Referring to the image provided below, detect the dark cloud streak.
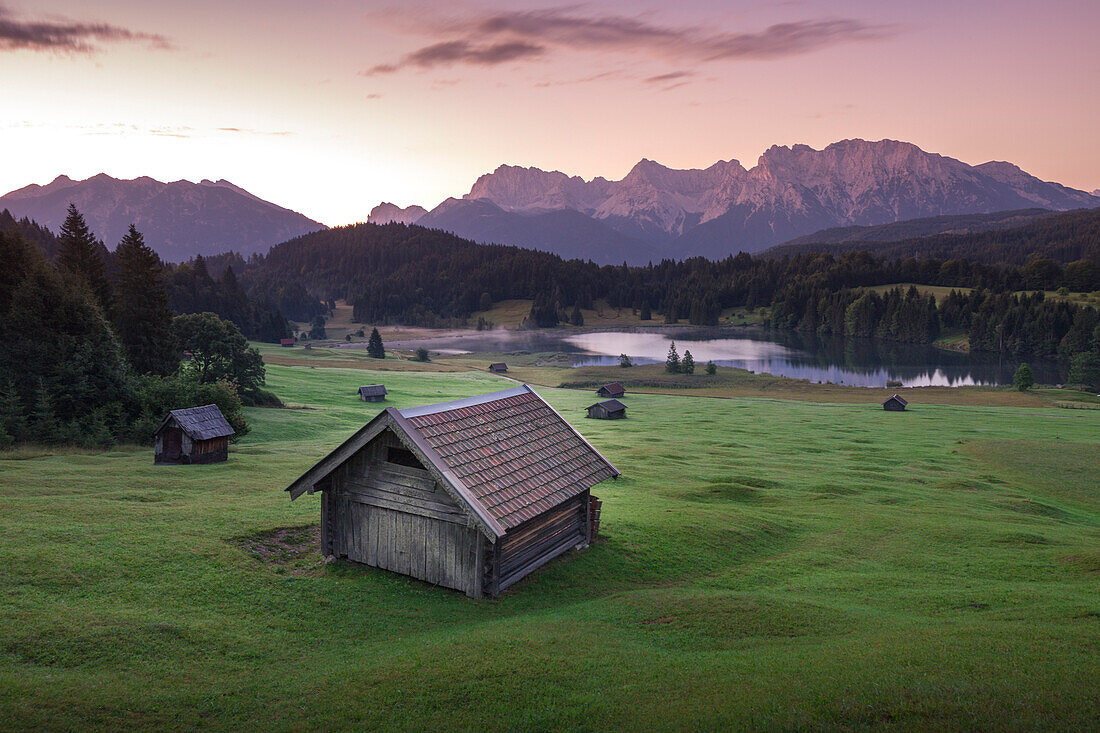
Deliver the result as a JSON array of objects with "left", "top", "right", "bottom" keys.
[
  {"left": 363, "top": 6, "right": 895, "bottom": 75},
  {"left": 366, "top": 40, "right": 543, "bottom": 75},
  {"left": 0, "top": 4, "right": 171, "bottom": 54}
]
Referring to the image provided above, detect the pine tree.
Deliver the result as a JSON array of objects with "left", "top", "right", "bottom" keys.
[
  {"left": 0, "top": 378, "right": 25, "bottom": 445},
  {"left": 704, "top": 361, "right": 717, "bottom": 375},
  {"left": 1013, "top": 363, "right": 1034, "bottom": 391},
  {"left": 665, "top": 341, "right": 680, "bottom": 373},
  {"left": 570, "top": 304, "right": 584, "bottom": 326},
  {"left": 113, "top": 224, "right": 178, "bottom": 375},
  {"left": 367, "top": 328, "right": 385, "bottom": 359},
  {"left": 681, "top": 349, "right": 695, "bottom": 374},
  {"left": 29, "top": 378, "right": 60, "bottom": 444},
  {"left": 640, "top": 303, "right": 651, "bottom": 321},
  {"left": 56, "top": 204, "right": 110, "bottom": 312}
]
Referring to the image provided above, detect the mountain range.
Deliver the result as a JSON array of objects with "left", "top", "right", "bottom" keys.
[
  {"left": 0, "top": 174, "right": 323, "bottom": 262},
  {"left": 370, "top": 139, "right": 1099, "bottom": 264}
]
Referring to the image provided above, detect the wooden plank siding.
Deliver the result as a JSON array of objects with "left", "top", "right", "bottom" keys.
[
  {"left": 494, "top": 491, "right": 588, "bottom": 592},
  {"left": 329, "top": 429, "right": 483, "bottom": 596}
]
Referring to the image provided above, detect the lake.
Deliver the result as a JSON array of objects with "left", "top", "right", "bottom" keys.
[{"left": 379, "top": 327, "right": 1063, "bottom": 388}]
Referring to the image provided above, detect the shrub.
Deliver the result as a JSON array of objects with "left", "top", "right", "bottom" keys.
[
  {"left": 619, "top": 354, "right": 633, "bottom": 368},
  {"left": 414, "top": 347, "right": 431, "bottom": 362},
  {"left": 705, "top": 361, "right": 717, "bottom": 375}
]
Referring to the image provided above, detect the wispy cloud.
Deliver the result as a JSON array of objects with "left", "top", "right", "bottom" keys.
[
  {"left": 0, "top": 4, "right": 172, "bottom": 54},
  {"left": 362, "top": 6, "right": 895, "bottom": 76},
  {"left": 365, "top": 40, "right": 543, "bottom": 75},
  {"left": 644, "top": 71, "right": 693, "bottom": 84}
]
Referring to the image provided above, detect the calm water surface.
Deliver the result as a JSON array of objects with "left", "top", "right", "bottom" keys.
[{"left": 380, "top": 327, "right": 1061, "bottom": 388}]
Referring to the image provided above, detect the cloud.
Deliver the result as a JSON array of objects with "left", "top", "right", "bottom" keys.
[
  {"left": 0, "top": 4, "right": 171, "bottom": 53},
  {"left": 644, "top": 71, "right": 693, "bottom": 84},
  {"left": 365, "top": 39, "right": 543, "bottom": 75},
  {"left": 363, "top": 6, "right": 895, "bottom": 75}
]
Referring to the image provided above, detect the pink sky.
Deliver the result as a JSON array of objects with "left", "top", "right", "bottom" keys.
[{"left": 1, "top": 1, "right": 1098, "bottom": 225}]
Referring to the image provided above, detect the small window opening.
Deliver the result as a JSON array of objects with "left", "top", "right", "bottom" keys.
[{"left": 386, "top": 446, "right": 422, "bottom": 469}]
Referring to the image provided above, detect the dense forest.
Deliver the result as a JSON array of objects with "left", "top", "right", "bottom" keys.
[
  {"left": 766, "top": 207, "right": 1100, "bottom": 265},
  {"left": 1, "top": 208, "right": 294, "bottom": 342},
  {"left": 0, "top": 207, "right": 279, "bottom": 448}
]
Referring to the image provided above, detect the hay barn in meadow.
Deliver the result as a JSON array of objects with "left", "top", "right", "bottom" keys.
[
  {"left": 488, "top": 362, "right": 508, "bottom": 373},
  {"left": 279, "top": 338, "right": 295, "bottom": 347},
  {"left": 586, "top": 399, "right": 627, "bottom": 420},
  {"left": 883, "top": 394, "right": 908, "bottom": 411},
  {"left": 154, "top": 404, "right": 234, "bottom": 465},
  {"left": 286, "top": 385, "right": 619, "bottom": 597},
  {"left": 358, "top": 385, "right": 387, "bottom": 402},
  {"left": 596, "top": 382, "right": 625, "bottom": 399}
]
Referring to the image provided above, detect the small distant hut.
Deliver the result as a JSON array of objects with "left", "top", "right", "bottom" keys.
[
  {"left": 358, "top": 385, "right": 387, "bottom": 402},
  {"left": 154, "top": 404, "right": 235, "bottom": 465},
  {"left": 280, "top": 338, "right": 295, "bottom": 347},
  {"left": 587, "top": 399, "right": 627, "bottom": 420},
  {"left": 304, "top": 343, "right": 313, "bottom": 350},
  {"left": 596, "top": 382, "right": 625, "bottom": 399},
  {"left": 285, "top": 384, "right": 619, "bottom": 597},
  {"left": 488, "top": 362, "right": 508, "bottom": 373},
  {"left": 883, "top": 394, "right": 908, "bottom": 411}
]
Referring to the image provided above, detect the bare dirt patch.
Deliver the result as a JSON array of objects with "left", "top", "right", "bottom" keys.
[{"left": 233, "top": 525, "right": 323, "bottom": 574}]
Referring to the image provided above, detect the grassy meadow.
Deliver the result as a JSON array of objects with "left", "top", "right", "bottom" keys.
[{"left": 1, "top": 360, "right": 1098, "bottom": 730}]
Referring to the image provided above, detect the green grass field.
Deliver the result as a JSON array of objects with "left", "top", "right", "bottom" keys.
[{"left": 1, "top": 362, "right": 1098, "bottom": 730}]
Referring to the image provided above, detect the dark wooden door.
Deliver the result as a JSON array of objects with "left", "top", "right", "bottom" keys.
[{"left": 163, "top": 427, "right": 182, "bottom": 459}]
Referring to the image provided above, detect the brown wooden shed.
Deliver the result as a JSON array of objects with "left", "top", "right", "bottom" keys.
[
  {"left": 285, "top": 384, "right": 619, "bottom": 597},
  {"left": 596, "top": 382, "right": 625, "bottom": 399},
  {"left": 279, "top": 338, "right": 295, "bottom": 347},
  {"left": 883, "top": 394, "right": 908, "bottom": 411},
  {"left": 154, "top": 404, "right": 235, "bottom": 465},
  {"left": 488, "top": 362, "right": 508, "bottom": 373},
  {"left": 586, "top": 399, "right": 627, "bottom": 420},
  {"left": 358, "top": 384, "right": 387, "bottom": 402}
]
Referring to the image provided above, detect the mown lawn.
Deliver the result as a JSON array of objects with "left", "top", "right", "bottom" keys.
[{"left": 1, "top": 364, "right": 1097, "bottom": 730}]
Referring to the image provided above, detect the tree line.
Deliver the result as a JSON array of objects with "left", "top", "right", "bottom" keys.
[{"left": 0, "top": 206, "right": 278, "bottom": 449}]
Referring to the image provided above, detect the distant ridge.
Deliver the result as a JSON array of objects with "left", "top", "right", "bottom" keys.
[
  {"left": 762, "top": 207, "right": 1100, "bottom": 266},
  {"left": 779, "top": 209, "right": 1059, "bottom": 247},
  {"left": 0, "top": 174, "right": 324, "bottom": 262},
  {"left": 374, "top": 139, "right": 1100, "bottom": 264}
]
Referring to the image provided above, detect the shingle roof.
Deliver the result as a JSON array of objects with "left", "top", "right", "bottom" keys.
[
  {"left": 358, "top": 385, "right": 387, "bottom": 397},
  {"left": 397, "top": 385, "right": 619, "bottom": 530},
  {"left": 160, "top": 404, "right": 234, "bottom": 440},
  {"left": 598, "top": 382, "right": 625, "bottom": 396},
  {"left": 590, "top": 399, "right": 626, "bottom": 412},
  {"left": 884, "top": 394, "right": 908, "bottom": 406}
]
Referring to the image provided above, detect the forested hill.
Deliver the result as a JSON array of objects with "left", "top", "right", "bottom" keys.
[
  {"left": 243, "top": 219, "right": 1100, "bottom": 326},
  {"left": 764, "top": 208, "right": 1100, "bottom": 265},
  {"left": 779, "top": 209, "right": 1057, "bottom": 246}
]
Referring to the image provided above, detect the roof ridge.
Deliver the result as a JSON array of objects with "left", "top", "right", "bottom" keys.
[{"left": 398, "top": 384, "right": 533, "bottom": 418}]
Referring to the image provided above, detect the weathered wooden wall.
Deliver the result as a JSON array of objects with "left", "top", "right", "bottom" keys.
[
  {"left": 490, "top": 491, "right": 589, "bottom": 594},
  {"left": 329, "top": 429, "right": 483, "bottom": 596}
]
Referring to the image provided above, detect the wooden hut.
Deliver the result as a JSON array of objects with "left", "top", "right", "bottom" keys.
[
  {"left": 596, "top": 382, "right": 625, "bottom": 399},
  {"left": 285, "top": 384, "right": 619, "bottom": 597},
  {"left": 358, "top": 384, "right": 387, "bottom": 402},
  {"left": 488, "top": 362, "right": 508, "bottom": 373},
  {"left": 883, "top": 394, "right": 908, "bottom": 411},
  {"left": 587, "top": 399, "right": 627, "bottom": 420},
  {"left": 154, "top": 404, "right": 234, "bottom": 465},
  {"left": 279, "top": 338, "right": 295, "bottom": 347}
]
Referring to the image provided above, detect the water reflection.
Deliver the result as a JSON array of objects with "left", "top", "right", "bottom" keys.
[{"left": 381, "top": 327, "right": 1062, "bottom": 388}]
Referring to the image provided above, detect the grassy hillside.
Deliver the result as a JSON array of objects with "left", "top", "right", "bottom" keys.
[{"left": 1, "top": 363, "right": 1098, "bottom": 730}]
